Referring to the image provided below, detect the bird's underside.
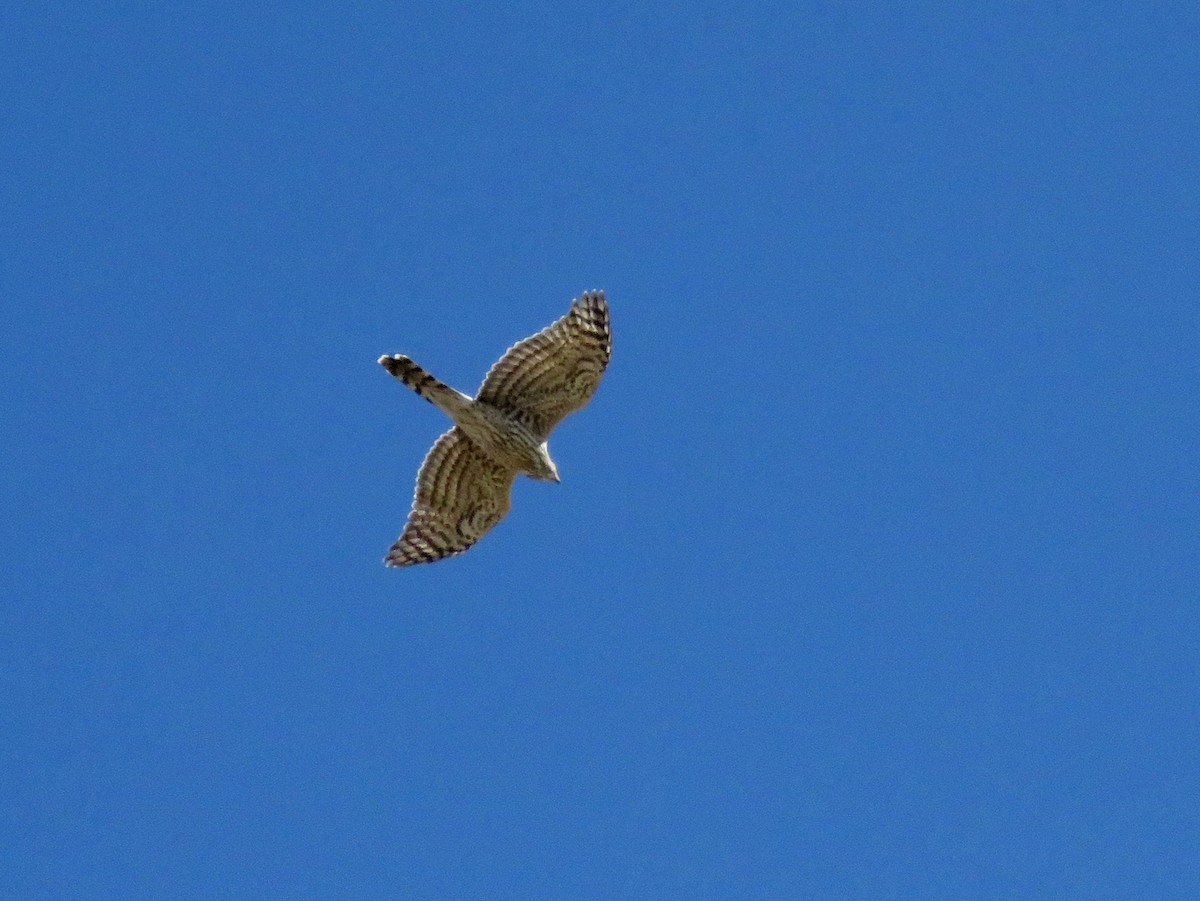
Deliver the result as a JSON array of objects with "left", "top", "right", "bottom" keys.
[{"left": 378, "top": 290, "right": 610, "bottom": 567}]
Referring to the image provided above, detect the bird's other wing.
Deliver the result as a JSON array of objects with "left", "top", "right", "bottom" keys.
[
  {"left": 475, "top": 290, "right": 611, "bottom": 440},
  {"left": 385, "top": 427, "right": 516, "bottom": 567}
]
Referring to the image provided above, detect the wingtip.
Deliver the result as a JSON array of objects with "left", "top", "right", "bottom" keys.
[{"left": 573, "top": 289, "right": 607, "bottom": 316}]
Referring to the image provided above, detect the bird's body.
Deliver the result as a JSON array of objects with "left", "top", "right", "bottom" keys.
[
  {"left": 380, "top": 354, "right": 557, "bottom": 480},
  {"left": 378, "top": 290, "right": 610, "bottom": 567}
]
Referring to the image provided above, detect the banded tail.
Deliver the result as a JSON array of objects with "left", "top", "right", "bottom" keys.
[{"left": 378, "top": 354, "right": 472, "bottom": 416}]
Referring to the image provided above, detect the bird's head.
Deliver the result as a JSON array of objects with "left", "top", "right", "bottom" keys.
[{"left": 531, "top": 444, "right": 560, "bottom": 482}]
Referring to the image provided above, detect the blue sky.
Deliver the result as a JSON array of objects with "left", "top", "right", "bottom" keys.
[{"left": 3, "top": 2, "right": 1198, "bottom": 897}]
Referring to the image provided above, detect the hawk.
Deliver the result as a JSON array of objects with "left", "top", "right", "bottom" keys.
[{"left": 378, "top": 290, "right": 611, "bottom": 566}]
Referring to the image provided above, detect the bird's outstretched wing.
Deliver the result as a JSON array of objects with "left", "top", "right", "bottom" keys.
[
  {"left": 385, "top": 427, "right": 516, "bottom": 567},
  {"left": 476, "top": 291, "right": 611, "bottom": 440}
]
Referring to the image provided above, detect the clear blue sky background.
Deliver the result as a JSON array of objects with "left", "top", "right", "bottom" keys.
[{"left": 3, "top": 3, "right": 1197, "bottom": 898}]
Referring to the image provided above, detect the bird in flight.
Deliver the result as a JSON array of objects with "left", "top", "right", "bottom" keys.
[{"left": 378, "top": 290, "right": 611, "bottom": 566}]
